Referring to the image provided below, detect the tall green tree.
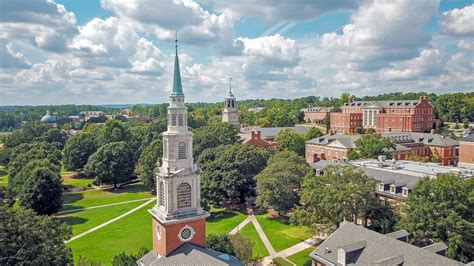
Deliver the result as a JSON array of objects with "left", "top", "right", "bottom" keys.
[
  {"left": 255, "top": 151, "right": 311, "bottom": 215},
  {"left": 63, "top": 132, "right": 98, "bottom": 171},
  {"left": 398, "top": 174, "right": 473, "bottom": 263},
  {"left": 193, "top": 122, "right": 239, "bottom": 157},
  {"left": 207, "top": 234, "right": 235, "bottom": 256},
  {"left": 8, "top": 141, "right": 61, "bottom": 179},
  {"left": 138, "top": 138, "right": 162, "bottom": 190},
  {"left": 292, "top": 164, "right": 375, "bottom": 232},
  {"left": 274, "top": 128, "right": 305, "bottom": 156},
  {"left": 97, "top": 119, "right": 131, "bottom": 146},
  {"left": 111, "top": 248, "right": 149, "bottom": 266},
  {"left": 85, "top": 141, "right": 136, "bottom": 188},
  {"left": 0, "top": 198, "right": 72, "bottom": 264},
  {"left": 3, "top": 121, "right": 51, "bottom": 148},
  {"left": 352, "top": 133, "right": 395, "bottom": 159},
  {"left": 13, "top": 160, "right": 63, "bottom": 215},
  {"left": 198, "top": 144, "right": 272, "bottom": 207},
  {"left": 304, "top": 127, "right": 323, "bottom": 141}
]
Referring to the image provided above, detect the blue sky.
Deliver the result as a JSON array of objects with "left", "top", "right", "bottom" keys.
[{"left": 0, "top": 0, "right": 472, "bottom": 105}]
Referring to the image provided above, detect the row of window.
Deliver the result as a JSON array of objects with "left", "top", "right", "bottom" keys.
[
  {"left": 169, "top": 114, "right": 187, "bottom": 126},
  {"left": 158, "top": 181, "right": 192, "bottom": 209}
]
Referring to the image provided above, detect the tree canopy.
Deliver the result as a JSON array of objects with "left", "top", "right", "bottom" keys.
[
  {"left": 138, "top": 137, "right": 162, "bottom": 190},
  {"left": 398, "top": 174, "right": 473, "bottom": 263},
  {"left": 274, "top": 128, "right": 305, "bottom": 156},
  {"left": 85, "top": 141, "right": 136, "bottom": 188},
  {"left": 292, "top": 164, "right": 375, "bottom": 232},
  {"left": 255, "top": 151, "right": 311, "bottom": 215},
  {"left": 350, "top": 133, "right": 395, "bottom": 159},
  {"left": 193, "top": 122, "right": 239, "bottom": 157},
  {"left": 63, "top": 132, "right": 99, "bottom": 171}
]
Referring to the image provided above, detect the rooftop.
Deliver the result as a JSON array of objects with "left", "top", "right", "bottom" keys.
[{"left": 310, "top": 222, "right": 464, "bottom": 265}]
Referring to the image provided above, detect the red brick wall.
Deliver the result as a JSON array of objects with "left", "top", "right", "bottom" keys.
[
  {"left": 244, "top": 131, "right": 272, "bottom": 148},
  {"left": 153, "top": 217, "right": 206, "bottom": 256},
  {"left": 306, "top": 143, "right": 349, "bottom": 162},
  {"left": 304, "top": 111, "right": 329, "bottom": 123},
  {"left": 330, "top": 113, "right": 362, "bottom": 134},
  {"left": 459, "top": 141, "right": 474, "bottom": 166}
]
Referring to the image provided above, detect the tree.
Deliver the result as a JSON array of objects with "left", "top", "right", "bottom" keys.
[
  {"left": 354, "top": 127, "right": 363, "bottom": 134},
  {"left": 198, "top": 144, "right": 272, "bottom": 207},
  {"left": 463, "top": 118, "right": 469, "bottom": 129},
  {"left": 274, "top": 128, "right": 305, "bottom": 156},
  {"left": 63, "top": 133, "right": 98, "bottom": 171},
  {"left": 229, "top": 234, "right": 254, "bottom": 264},
  {"left": 8, "top": 141, "right": 61, "bottom": 179},
  {"left": 365, "top": 200, "right": 398, "bottom": 234},
  {"left": 12, "top": 159, "right": 63, "bottom": 215},
  {"left": 304, "top": 127, "right": 323, "bottom": 141},
  {"left": 292, "top": 164, "right": 375, "bottom": 232},
  {"left": 138, "top": 138, "right": 162, "bottom": 190},
  {"left": 338, "top": 92, "right": 351, "bottom": 107},
  {"left": 85, "top": 141, "right": 136, "bottom": 188},
  {"left": 40, "top": 128, "right": 68, "bottom": 148},
  {"left": 256, "top": 151, "right": 311, "bottom": 215},
  {"left": 193, "top": 122, "right": 238, "bottom": 157},
  {"left": 0, "top": 204, "right": 72, "bottom": 264},
  {"left": 111, "top": 248, "right": 149, "bottom": 266},
  {"left": 3, "top": 121, "right": 51, "bottom": 148},
  {"left": 352, "top": 133, "right": 395, "bottom": 159},
  {"left": 97, "top": 119, "right": 131, "bottom": 146},
  {"left": 207, "top": 234, "right": 235, "bottom": 256},
  {"left": 398, "top": 174, "right": 473, "bottom": 263}
]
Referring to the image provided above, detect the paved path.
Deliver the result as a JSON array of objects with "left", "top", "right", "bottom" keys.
[
  {"left": 56, "top": 197, "right": 155, "bottom": 215},
  {"left": 250, "top": 215, "right": 276, "bottom": 255},
  {"left": 228, "top": 216, "right": 252, "bottom": 235},
  {"left": 66, "top": 198, "right": 154, "bottom": 243},
  {"left": 262, "top": 237, "right": 320, "bottom": 264}
]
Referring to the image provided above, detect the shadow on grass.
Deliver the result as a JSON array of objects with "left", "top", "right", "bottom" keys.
[
  {"left": 62, "top": 193, "right": 84, "bottom": 208},
  {"left": 206, "top": 211, "right": 240, "bottom": 223},
  {"left": 106, "top": 183, "right": 149, "bottom": 194},
  {"left": 57, "top": 216, "right": 88, "bottom": 227}
]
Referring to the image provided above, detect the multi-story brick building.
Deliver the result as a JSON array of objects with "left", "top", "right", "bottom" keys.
[
  {"left": 301, "top": 106, "right": 332, "bottom": 124},
  {"left": 305, "top": 132, "right": 459, "bottom": 166},
  {"left": 330, "top": 96, "right": 434, "bottom": 134},
  {"left": 458, "top": 139, "right": 474, "bottom": 169}
]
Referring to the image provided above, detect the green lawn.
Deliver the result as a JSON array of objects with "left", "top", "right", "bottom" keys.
[
  {"left": 0, "top": 165, "right": 7, "bottom": 186},
  {"left": 62, "top": 173, "right": 94, "bottom": 188},
  {"left": 56, "top": 201, "right": 148, "bottom": 236},
  {"left": 256, "top": 211, "right": 313, "bottom": 252},
  {"left": 237, "top": 222, "right": 269, "bottom": 260},
  {"left": 287, "top": 246, "right": 315, "bottom": 265},
  {"left": 273, "top": 257, "right": 295, "bottom": 266},
  {"left": 206, "top": 209, "right": 247, "bottom": 236},
  {"left": 62, "top": 183, "right": 153, "bottom": 211},
  {"left": 68, "top": 201, "right": 154, "bottom": 265}
]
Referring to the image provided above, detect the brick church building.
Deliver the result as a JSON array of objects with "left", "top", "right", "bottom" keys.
[{"left": 138, "top": 38, "right": 242, "bottom": 266}]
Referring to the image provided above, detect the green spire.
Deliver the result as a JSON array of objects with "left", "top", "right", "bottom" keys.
[{"left": 172, "top": 32, "right": 184, "bottom": 96}]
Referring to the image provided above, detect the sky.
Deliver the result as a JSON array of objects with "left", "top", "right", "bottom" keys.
[{"left": 0, "top": 0, "right": 473, "bottom": 105}]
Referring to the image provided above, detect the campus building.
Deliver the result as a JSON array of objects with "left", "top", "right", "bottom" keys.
[
  {"left": 239, "top": 126, "right": 309, "bottom": 148},
  {"left": 301, "top": 105, "right": 332, "bottom": 124},
  {"left": 41, "top": 110, "right": 58, "bottom": 127},
  {"left": 458, "top": 139, "right": 474, "bottom": 169},
  {"left": 305, "top": 131, "right": 458, "bottom": 166},
  {"left": 222, "top": 79, "right": 240, "bottom": 127},
  {"left": 138, "top": 39, "right": 242, "bottom": 266},
  {"left": 330, "top": 96, "right": 434, "bottom": 134},
  {"left": 310, "top": 222, "right": 464, "bottom": 265}
]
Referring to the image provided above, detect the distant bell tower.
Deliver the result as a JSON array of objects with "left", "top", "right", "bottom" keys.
[
  {"left": 222, "top": 77, "right": 240, "bottom": 127},
  {"left": 149, "top": 35, "right": 209, "bottom": 257}
]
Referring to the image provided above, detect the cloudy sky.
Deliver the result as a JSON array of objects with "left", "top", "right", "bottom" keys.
[{"left": 0, "top": 0, "right": 472, "bottom": 105}]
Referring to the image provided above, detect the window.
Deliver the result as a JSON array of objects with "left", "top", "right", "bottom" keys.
[
  {"left": 172, "top": 114, "right": 177, "bottom": 126},
  {"left": 402, "top": 188, "right": 408, "bottom": 197},
  {"left": 178, "top": 114, "right": 183, "bottom": 126},
  {"left": 178, "top": 142, "right": 187, "bottom": 159},
  {"left": 177, "top": 182, "right": 191, "bottom": 208},
  {"left": 390, "top": 186, "right": 395, "bottom": 194},
  {"left": 378, "top": 183, "right": 385, "bottom": 191},
  {"left": 159, "top": 182, "right": 165, "bottom": 206}
]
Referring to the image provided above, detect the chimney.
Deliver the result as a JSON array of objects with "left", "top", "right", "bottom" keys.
[{"left": 251, "top": 130, "right": 261, "bottom": 140}]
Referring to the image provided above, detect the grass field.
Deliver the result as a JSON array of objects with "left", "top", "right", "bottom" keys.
[
  {"left": 68, "top": 201, "right": 154, "bottom": 265},
  {"left": 62, "top": 183, "right": 153, "bottom": 211},
  {"left": 237, "top": 222, "right": 269, "bottom": 260},
  {"left": 287, "top": 246, "right": 315, "bottom": 265},
  {"left": 206, "top": 209, "right": 247, "bottom": 236},
  {"left": 56, "top": 201, "right": 148, "bottom": 236},
  {"left": 273, "top": 257, "right": 294, "bottom": 266},
  {"left": 0, "top": 165, "right": 7, "bottom": 186},
  {"left": 256, "top": 211, "right": 313, "bottom": 252}
]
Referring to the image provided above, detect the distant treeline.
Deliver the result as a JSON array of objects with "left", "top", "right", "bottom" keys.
[{"left": 0, "top": 92, "right": 472, "bottom": 131}]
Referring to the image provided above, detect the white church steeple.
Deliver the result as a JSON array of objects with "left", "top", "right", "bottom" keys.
[{"left": 222, "top": 77, "right": 239, "bottom": 127}]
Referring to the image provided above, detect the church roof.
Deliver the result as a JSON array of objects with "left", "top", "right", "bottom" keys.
[
  {"left": 138, "top": 243, "right": 243, "bottom": 266},
  {"left": 41, "top": 110, "right": 57, "bottom": 123},
  {"left": 172, "top": 37, "right": 184, "bottom": 96}
]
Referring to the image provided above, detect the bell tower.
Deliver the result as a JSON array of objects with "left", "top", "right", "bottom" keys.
[
  {"left": 222, "top": 77, "right": 240, "bottom": 127},
  {"left": 149, "top": 35, "right": 209, "bottom": 257}
]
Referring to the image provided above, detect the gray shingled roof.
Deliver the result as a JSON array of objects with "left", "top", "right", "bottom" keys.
[
  {"left": 344, "top": 100, "right": 420, "bottom": 109},
  {"left": 306, "top": 134, "right": 361, "bottom": 148},
  {"left": 310, "top": 222, "right": 464, "bottom": 265},
  {"left": 138, "top": 243, "right": 243, "bottom": 266},
  {"left": 382, "top": 132, "right": 458, "bottom": 147}
]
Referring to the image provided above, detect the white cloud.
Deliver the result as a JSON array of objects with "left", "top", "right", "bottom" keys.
[
  {"left": 379, "top": 49, "right": 444, "bottom": 80},
  {"left": 440, "top": 4, "right": 474, "bottom": 36},
  {"left": 0, "top": 40, "right": 31, "bottom": 69},
  {"left": 0, "top": 0, "right": 77, "bottom": 52}
]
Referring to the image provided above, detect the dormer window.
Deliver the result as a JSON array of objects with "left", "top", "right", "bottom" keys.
[
  {"left": 378, "top": 183, "right": 385, "bottom": 191},
  {"left": 402, "top": 188, "right": 408, "bottom": 197},
  {"left": 390, "top": 185, "right": 396, "bottom": 194}
]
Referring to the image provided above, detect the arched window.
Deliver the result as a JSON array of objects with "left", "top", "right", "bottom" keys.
[
  {"left": 177, "top": 182, "right": 191, "bottom": 208},
  {"left": 159, "top": 181, "right": 165, "bottom": 206},
  {"left": 178, "top": 142, "right": 187, "bottom": 159},
  {"left": 172, "top": 114, "right": 177, "bottom": 126},
  {"left": 178, "top": 114, "right": 183, "bottom": 126}
]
